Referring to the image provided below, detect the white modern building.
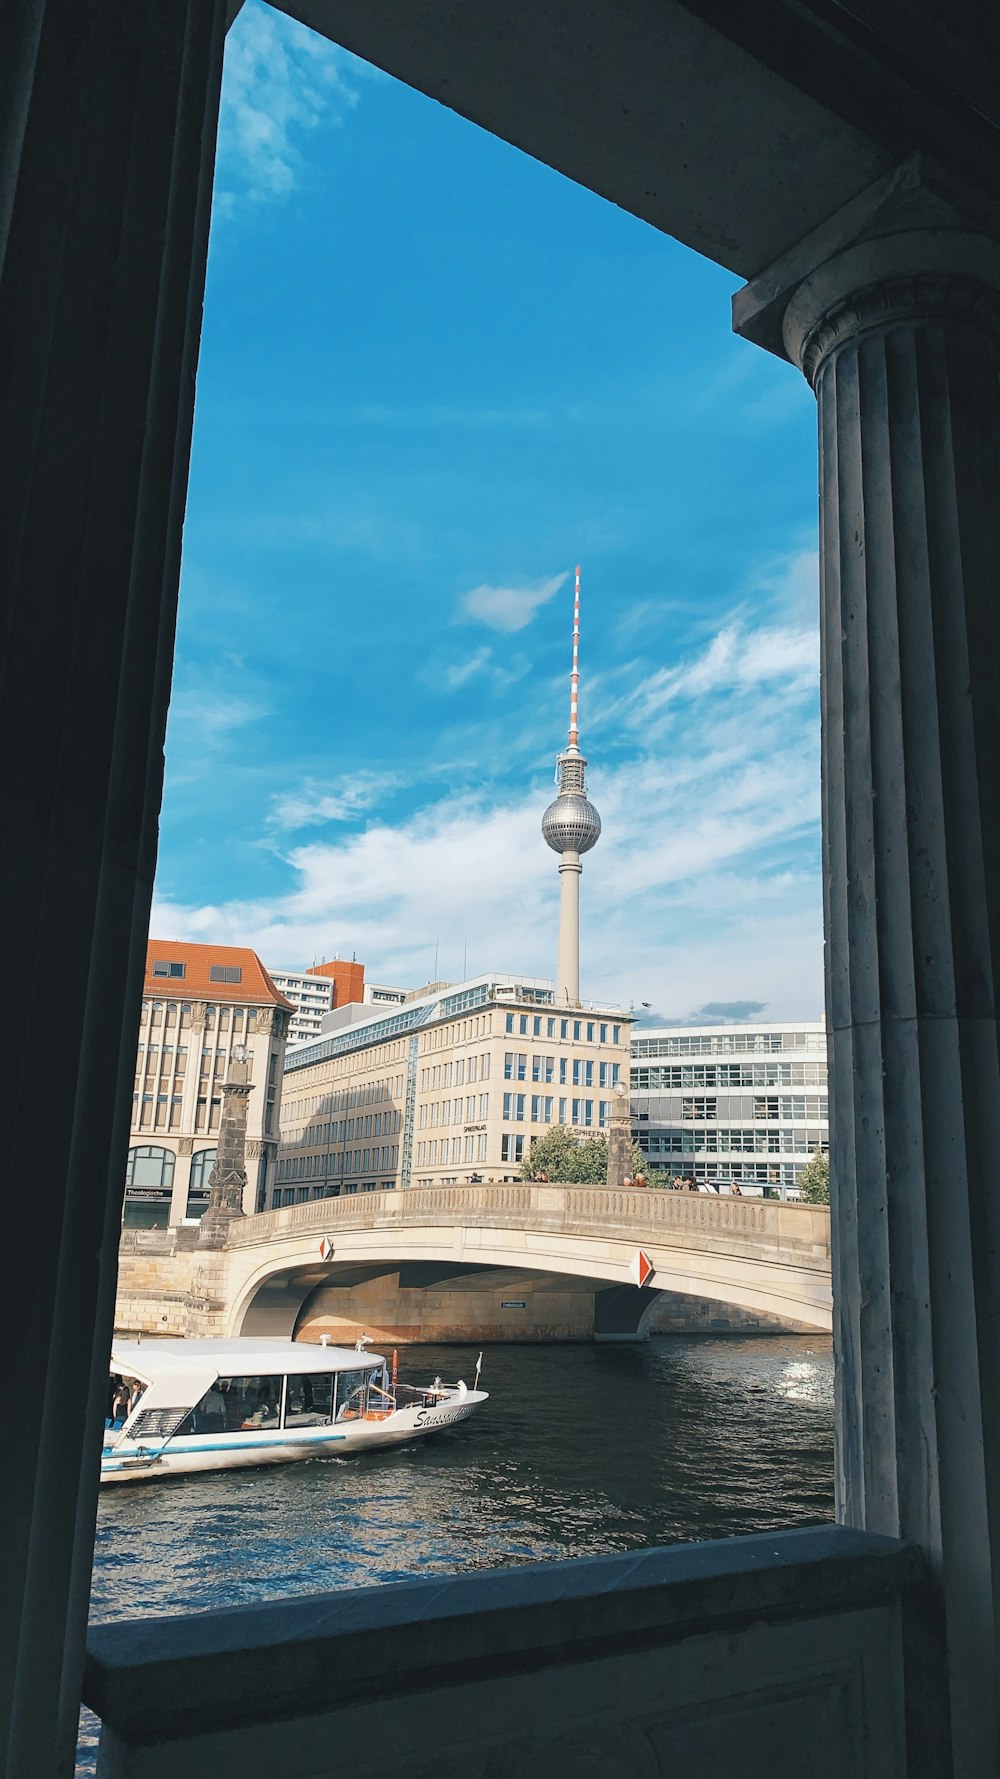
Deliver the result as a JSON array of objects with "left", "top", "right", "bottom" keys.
[
  {"left": 266, "top": 967, "right": 335, "bottom": 1045},
  {"left": 631, "top": 1021, "right": 828, "bottom": 1197},
  {"left": 274, "top": 972, "right": 630, "bottom": 1204}
]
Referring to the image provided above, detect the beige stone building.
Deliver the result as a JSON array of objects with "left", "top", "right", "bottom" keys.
[
  {"left": 274, "top": 973, "right": 630, "bottom": 1204},
  {"left": 126, "top": 941, "right": 294, "bottom": 1228}
]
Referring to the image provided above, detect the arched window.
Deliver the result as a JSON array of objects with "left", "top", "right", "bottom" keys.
[
  {"left": 186, "top": 1148, "right": 216, "bottom": 1220},
  {"left": 123, "top": 1145, "right": 175, "bottom": 1229},
  {"left": 125, "top": 1145, "right": 175, "bottom": 1188}
]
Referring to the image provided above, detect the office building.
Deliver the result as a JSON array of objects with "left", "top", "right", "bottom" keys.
[
  {"left": 273, "top": 973, "right": 630, "bottom": 1204},
  {"left": 266, "top": 967, "right": 335, "bottom": 1046},
  {"left": 126, "top": 942, "right": 294, "bottom": 1227},
  {"left": 631, "top": 1021, "right": 827, "bottom": 1197}
]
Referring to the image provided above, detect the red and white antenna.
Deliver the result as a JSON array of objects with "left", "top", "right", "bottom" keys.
[{"left": 568, "top": 564, "right": 581, "bottom": 750}]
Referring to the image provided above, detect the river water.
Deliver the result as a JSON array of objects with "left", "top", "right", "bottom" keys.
[{"left": 81, "top": 1336, "right": 834, "bottom": 1766}]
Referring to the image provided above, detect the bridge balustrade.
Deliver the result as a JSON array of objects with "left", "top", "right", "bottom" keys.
[{"left": 224, "top": 1183, "right": 830, "bottom": 1269}]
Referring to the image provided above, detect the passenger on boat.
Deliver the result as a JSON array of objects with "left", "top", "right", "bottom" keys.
[{"left": 108, "top": 1380, "right": 130, "bottom": 1429}]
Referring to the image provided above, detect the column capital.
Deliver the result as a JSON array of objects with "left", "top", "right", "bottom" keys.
[{"left": 733, "top": 155, "right": 1000, "bottom": 377}]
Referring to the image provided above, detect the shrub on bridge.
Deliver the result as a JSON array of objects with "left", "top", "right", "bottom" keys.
[{"left": 521, "top": 1126, "right": 645, "bottom": 1185}]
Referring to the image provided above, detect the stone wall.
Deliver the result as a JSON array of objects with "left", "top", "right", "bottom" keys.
[
  {"left": 293, "top": 1273, "right": 596, "bottom": 1345},
  {"left": 115, "top": 1233, "right": 228, "bottom": 1338}
]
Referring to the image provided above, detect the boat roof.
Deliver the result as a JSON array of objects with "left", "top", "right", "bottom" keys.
[{"left": 111, "top": 1338, "right": 384, "bottom": 1383}]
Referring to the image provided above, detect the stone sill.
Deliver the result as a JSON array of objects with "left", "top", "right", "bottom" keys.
[{"left": 84, "top": 1524, "right": 921, "bottom": 1744}]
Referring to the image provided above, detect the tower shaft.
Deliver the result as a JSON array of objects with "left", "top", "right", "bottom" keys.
[{"left": 557, "top": 852, "right": 582, "bottom": 1005}]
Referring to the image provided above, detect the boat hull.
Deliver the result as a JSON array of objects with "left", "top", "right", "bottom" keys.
[{"left": 100, "top": 1391, "right": 487, "bottom": 1484}]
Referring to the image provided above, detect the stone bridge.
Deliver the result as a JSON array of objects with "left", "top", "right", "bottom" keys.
[{"left": 116, "top": 1184, "right": 832, "bottom": 1342}]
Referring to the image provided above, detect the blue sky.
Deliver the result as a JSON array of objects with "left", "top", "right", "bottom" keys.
[{"left": 151, "top": 0, "right": 824, "bottom": 1023}]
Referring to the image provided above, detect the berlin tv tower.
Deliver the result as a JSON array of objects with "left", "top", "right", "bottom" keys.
[{"left": 541, "top": 566, "right": 602, "bottom": 1005}]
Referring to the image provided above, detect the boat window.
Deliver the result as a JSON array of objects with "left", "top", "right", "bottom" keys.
[
  {"left": 333, "top": 1369, "right": 369, "bottom": 1421},
  {"left": 283, "top": 1373, "right": 334, "bottom": 1427},
  {"left": 175, "top": 1375, "right": 282, "bottom": 1436}
]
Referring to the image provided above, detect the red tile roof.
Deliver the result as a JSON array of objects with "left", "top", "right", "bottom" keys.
[{"left": 144, "top": 941, "right": 295, "bottom": 1010}]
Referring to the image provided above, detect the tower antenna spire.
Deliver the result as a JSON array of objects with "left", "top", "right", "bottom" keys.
[{"left": 568, "top": 564, "right": 581, "bottom": 751}]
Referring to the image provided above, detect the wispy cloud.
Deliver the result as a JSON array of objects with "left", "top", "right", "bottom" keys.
[
  {"left": 268, "top": 771, "right": 398, "bottom": 831},
  {"left": 460, "top": 572, "right": 568, "bottom": 634},
  {"left": 215, "top": 0, "right": 359, "bottom": 215},
  {"left": 444, "top": 647, "right": 493, "bottom": 689}
]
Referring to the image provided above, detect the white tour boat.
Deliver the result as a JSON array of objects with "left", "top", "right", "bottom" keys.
[{"left": 101, "top": 1337, "right": 488, "bottom": 1484}]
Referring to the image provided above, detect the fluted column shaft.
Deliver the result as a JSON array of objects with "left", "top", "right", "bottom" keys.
[
  {"left": 807, "top": 275, "right": 1000, "bottom": 1776},
  {"left": 0, "top": 2, "right": 226, "bottom": 1772}
]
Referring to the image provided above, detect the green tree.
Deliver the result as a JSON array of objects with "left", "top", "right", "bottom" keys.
[
  {"left": 798, "top": 1149, "right": 830, "bottom": 1203},
  {"left": 521, "top": 1126, "right": 645, "bottom": 1184}
]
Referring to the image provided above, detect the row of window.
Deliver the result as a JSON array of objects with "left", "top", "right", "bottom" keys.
[
  {"left": 631, "top": 1031, "right": 825, "bottom": 1058},
  {"left": 282, "top": 1110, "right": 403, "bottom": 1156},
  {"left": 503, "top": 1053, "right": 622, "bottom": 1087},
  {"left": 283, "top": 1076, "right": 403, "bottom": 1126},
  {"left": 502, "top": 1094, "right": 612, "bottom": 1127},
  {"left": 419, "top": 1054, "right": 490, "bottom": 1091},
  {"left": 142, "top": 1002, "right": 260, "bottom": 1031},
  {"left": 418, "top": 1095, "right": 489, "bottom": 1129},
  {"left": 637, "top": 1128, "right": 828, "bottom": 1155},
  {"left": 151, "top": 960, "right": 243, "bottom": 983},
  {"left": 674, "top": 1095, "right": 828, "bottom": 1121},
  {"left": 631, "top": 1062, "right": 828, "bottom": 1089},
  {"left": 505, "top": 1014, "right": 622, "bottom": 1043},
  {"left": 271, "top": 1182, "right": 394, "bottom": 1205},
  {"left": 277, "top": 1146, "right": 400, "bottom": 1181},
  {"left": 416, "top": 1133, "right": 489, "bottom": 1167}
]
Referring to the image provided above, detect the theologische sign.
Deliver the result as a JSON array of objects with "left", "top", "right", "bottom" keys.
[{"left": 500, "top": 1300, "right": 527, "bottom": 1309}]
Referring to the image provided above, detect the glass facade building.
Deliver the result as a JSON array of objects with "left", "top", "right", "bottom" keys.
[{"left": 631, "top": 1022, "right": 827, "bottom": 1197}]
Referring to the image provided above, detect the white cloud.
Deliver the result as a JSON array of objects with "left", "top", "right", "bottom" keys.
[
  {"left": 155, "top": 552, "right": 824, "bottom": 1016},
  {"left": 215, "top": 1, "right": 358, "bottom": 214},
  {"left": 460, "top": 572, "right": 568, "bottom": 634},
  {"left": 153, "top": 705, "right": 822, "bottom": 1015},
  {"left": 268, "top": 771, "right": 398, "bottom": 831}
]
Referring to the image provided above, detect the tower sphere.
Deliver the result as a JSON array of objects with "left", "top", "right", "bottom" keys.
[{"left": 542, "top": 790, "right": 601, "bottom": 854}]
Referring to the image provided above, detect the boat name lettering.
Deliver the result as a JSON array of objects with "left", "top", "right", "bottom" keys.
[{"left": 414, "top": 1406, "right": 469, "bottom": 1429}]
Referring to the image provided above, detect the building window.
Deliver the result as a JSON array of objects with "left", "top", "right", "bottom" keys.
[
  {"left": 502, "top": 1093, "right": 526, "bottom": 1121},
  {"left": 209, "top": 964, "right": 242, "bottom": 983},
  {"left": 185, "top": 1148, "right": 217, "bottom": 1219},
  {"left": 682, "top": 1097, "right": 718, "bottom": 1120},
  {"left": 501, "top": 1134, "right": 525, "bottom": 1163},
  {"left": 126, "top": 1145, "right": 175, "bottom": 1189},
  {"left": 151, "top": 959, "right": 185, "bottom": 978}
]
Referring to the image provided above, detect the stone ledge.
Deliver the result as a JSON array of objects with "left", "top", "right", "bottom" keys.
[{"left": 84, "top": 1525, "right": 922, "bottom": 1743}]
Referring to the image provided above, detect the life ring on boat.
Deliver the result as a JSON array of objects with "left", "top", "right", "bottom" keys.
[{"left": 363, "top": 1411, "right": 391, "bottom": 1421}]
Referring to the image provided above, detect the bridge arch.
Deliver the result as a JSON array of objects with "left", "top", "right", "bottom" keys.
[{"left": 221, "top": 1185, "right": 832, "bottom": 1341}]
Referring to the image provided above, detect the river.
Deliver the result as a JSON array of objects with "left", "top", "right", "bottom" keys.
[{"left": 81, "top": 1335, "right": 834, "bottom": 1767}]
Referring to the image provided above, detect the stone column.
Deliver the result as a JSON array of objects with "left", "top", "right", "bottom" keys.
[
  {"left": 0, "top": 2, "right": 227, "bottom": 1773},
  {"left": 606, "top": 1083, "right": 633, "bottom": 1189},
  {"left": 198, "top": 1053, "right": 253, "bottom": 1246},
  {"left": 738, "top": 201, "right": 1000, "bottom": 1776}
]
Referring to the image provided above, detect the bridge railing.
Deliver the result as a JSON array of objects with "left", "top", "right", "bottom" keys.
[{"left": 224, "top": 1182, "right": 830, "bottom": 1264}]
